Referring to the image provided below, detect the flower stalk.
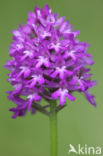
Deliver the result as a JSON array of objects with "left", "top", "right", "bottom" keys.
[
  {"left": 50, "top": 100, "right": 58, "bottom": 156},
  {"left": 32, "top": 102, "right": 50, "bottom": 115}
]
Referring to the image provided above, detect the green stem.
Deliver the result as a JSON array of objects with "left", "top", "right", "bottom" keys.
[{"left": 50, "top": 100, "right": 58, "bottom": 156}]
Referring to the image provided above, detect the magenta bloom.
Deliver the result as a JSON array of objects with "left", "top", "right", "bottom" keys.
[{"left": 5, "top": 4, "right": 96, "bottom": 118}]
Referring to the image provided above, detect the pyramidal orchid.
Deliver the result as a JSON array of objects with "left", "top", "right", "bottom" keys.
[{"left": 5, "top": 4, "right": 96, "bottom": 156}]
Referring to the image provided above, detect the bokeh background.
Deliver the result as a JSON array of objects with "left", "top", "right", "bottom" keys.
[{"left": 0, "top": 0, "right": 103, "bottom": 156}]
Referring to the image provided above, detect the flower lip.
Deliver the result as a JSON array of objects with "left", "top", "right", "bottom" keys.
[{"left": 52, "top": 88, "right": 75, "bottom": 106}]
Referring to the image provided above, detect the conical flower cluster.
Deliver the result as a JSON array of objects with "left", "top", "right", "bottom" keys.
[{"left": 5, "top": 4, "right": 96, "bottom": 118}]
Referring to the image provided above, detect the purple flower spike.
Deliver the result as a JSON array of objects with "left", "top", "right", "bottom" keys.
[{"left": 5, "top": 4, "right": 96, "bottom": 118}]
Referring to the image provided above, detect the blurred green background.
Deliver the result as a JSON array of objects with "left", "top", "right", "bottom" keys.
[{"left": 0, "top": 0, "right": 103, "bottom": 156}]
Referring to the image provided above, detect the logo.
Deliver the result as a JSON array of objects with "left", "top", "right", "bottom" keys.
[{"left": 68, "top": 144, "right": 102, "bottom": 155}]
